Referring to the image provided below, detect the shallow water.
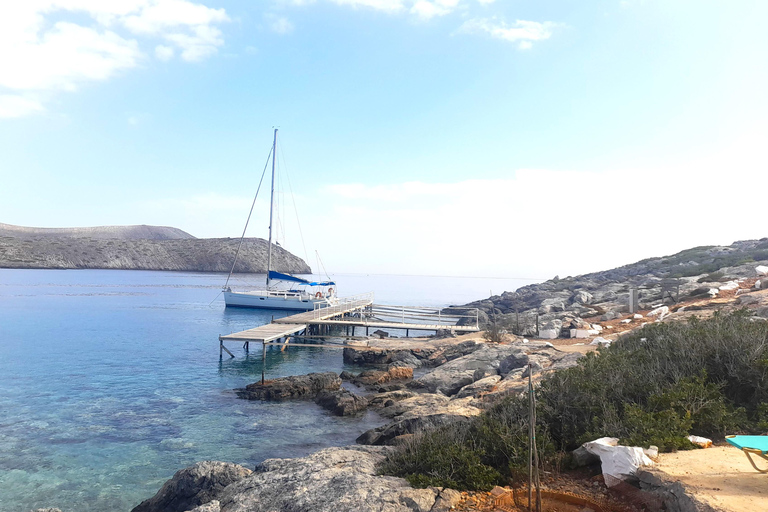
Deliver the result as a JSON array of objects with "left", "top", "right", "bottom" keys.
[{"left": 0, "top": 269, "right": 528, "bottom": 512}]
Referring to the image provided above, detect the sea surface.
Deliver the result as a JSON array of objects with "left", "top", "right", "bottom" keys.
[{"left": 0, "top": 269, "right": 531, "bottom": 512}]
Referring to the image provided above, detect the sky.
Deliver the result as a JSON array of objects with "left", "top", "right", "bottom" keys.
[{"left": 1, "top": 0, "right": 767, "bottom": 280}]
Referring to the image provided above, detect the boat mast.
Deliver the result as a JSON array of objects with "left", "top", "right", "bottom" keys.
[{"left": 266, "top": 128, "right": 277, "bottom": 288}]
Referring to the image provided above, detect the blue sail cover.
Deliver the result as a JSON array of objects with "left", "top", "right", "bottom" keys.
[{"left": 269, "top": 271, "right": 335, "bottom": 287}]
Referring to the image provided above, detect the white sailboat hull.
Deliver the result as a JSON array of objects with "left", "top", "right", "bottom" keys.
[{"left": 223, "top": 290, "right": 333, "bottom": 311}]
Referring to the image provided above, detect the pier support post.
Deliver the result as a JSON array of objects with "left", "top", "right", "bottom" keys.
[
  {"left": 262, "top": 341, "right": 266, "bottom": 385},
  {"left": 219, "top": 338, "right": 234, "bottom": 359}
]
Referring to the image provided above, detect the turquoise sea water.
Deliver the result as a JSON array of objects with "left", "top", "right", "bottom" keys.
[{"left": 0, "top": 269, "right": 529, "bottom": 512}]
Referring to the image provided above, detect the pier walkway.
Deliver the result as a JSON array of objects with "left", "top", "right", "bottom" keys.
[{"left": 218, "top": 293, "right": 479, "bottom": 358}]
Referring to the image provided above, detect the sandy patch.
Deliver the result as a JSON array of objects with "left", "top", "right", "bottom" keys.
[{"left": 655, "top": 445, "right": 768, "bottom": 512}]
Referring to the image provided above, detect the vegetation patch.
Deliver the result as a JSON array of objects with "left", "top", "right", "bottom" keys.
[{"left": 381, "top": 311, "right": 768, "bottom": 490}]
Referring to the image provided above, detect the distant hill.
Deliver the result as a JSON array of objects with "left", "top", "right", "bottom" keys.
[
  {"left": 457, "top": 237, "right": 768, "bottom": 329},
  {"left": 0, "top": 223, "right": 194, "bottom": 240},
  {"left": 0, "top": 223, "right": 310, "bottom": 273}
]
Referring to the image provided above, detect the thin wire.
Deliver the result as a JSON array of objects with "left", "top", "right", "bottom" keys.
[
  {"left": 223, "top": 145, "right": 273, "bottom": 289},
  {"left": 208, "top": 290, "right": 223, "bottom": 307},
  {"left": 277, "top": 137, "right": 311, "bottom": 268},
  {"left": 315, "top": 250, "right": 331, "bottom": 281}
]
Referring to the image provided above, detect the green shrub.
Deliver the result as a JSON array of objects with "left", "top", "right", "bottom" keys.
[
  {"left": 381, "top": 311, "right": 768, "bottom": 490},
  {"left": 379, "top": 421, "right": 503, "bottom": 490}
]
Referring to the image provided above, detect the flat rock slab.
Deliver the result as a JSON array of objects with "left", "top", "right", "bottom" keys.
[
  {"left": 236, "top": 372, "right": 341, "bottom": 401},
  {"left": 217, "top": 446, "right": 459, "bottom": 512},
  {"left": 413, "top": 344, "right": 533, "bottom": 396},
  {"left": 357, "top": 394, "right": 481, "bottom": 445},
  {"left": 343, "top": 338, "right": 482, "bottom": 367}
]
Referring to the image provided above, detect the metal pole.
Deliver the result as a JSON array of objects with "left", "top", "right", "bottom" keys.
[
  {"left": 266, "top": 128, "right": 277, "bottom": 288},
  {"left": 528, "top": 363, "right": 533, "bottom": 511}
]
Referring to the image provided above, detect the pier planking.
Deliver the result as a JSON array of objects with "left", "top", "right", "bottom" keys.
[{"left": 218, "top": 298, "right": 479, "bottom": 358}]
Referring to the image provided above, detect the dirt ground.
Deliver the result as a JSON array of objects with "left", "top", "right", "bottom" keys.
[{"left": 653, "top": 445, "right": 768, "bottom": 512}]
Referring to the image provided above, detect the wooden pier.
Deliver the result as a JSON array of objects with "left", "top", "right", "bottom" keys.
[{"left": 218, "top": 293, "right": 479, "bottom": 358}]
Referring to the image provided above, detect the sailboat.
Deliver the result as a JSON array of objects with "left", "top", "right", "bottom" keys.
[{"left": 223, "top": 129, "right": 338, "bottom": 311}]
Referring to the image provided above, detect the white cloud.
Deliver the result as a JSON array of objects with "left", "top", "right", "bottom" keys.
[
  {"left": 0, "top": 1, "right": 229, "bottom": 118},
  {"left": 0, "top": 94, "right": 45, "bottom": 119},
  {"left": 410, "top": 0, "right": 460, "bottom": 20},
  {"left": 324, "top": 0, "right": 464, "bottom": 17},
  {"left": 457, "top": 18, "right": 556, "bottom": 49},
  {"left": 300, "top": 152, "right": 766, "bottom": 277},
  {"left": 0, "top": 21, "right": 141, "bottom": 91},
  {"left": 267, "top": 15, "right": 294, "bottom": 35},
  {"left": 155, "top": 44, "right": 175, "bottom": 61},
  {"left": 329, "top": 0, "right": 405, "bottom": 12}
]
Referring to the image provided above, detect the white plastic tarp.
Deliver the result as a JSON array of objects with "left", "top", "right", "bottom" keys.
[{"left": 582, "top": 437, "right": 654, "bottom": 487}]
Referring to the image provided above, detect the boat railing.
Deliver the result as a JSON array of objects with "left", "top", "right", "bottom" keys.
[{"left": 312, "top": 292, "right": 375, "bottom": 320}]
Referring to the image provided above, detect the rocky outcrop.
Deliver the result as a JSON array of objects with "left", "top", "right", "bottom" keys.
[
  {"left": 218, "top": 446, "right": 460, "bottom": 512},
  {"left": 343, "top": 339, "right": 481, "bottom": 368},
  {"left": 455, "top": 238, "right": 768, "bottom": 332},
  {"left": 342, "top": 366, "right": 414, "bottom": 390},
  {"left": 410, "top": 342, "right": 554, "bottom": 396},
  {"left": 235, "top": 372, "right": 341, "bottom": 401},
  {"left": 0, "top": 235, "right": 310, "bottom": 273},
  {"left": 635, "top": 470, "right": 720, "bottom": 512},
  {"left": 131, "top": 447, "right": 461, "bottom": 512},
  {"left": 131, "top": 461, "right": 252, "bottom": 512},
  {"left": 455, "top": 375, "right": 502, "bottom": 398},
  {"left": 357, "top": 394, "right": 482, "bottom": 445},
  {"left": 315, "top": 389, "right": 369, "bottom": 416}
]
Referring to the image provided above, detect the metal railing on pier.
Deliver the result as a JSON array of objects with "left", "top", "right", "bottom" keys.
[
  {"left": 312, "top": 292, "right": 375, "bottom": 320},
  {"left": 370, "top": 304, "right": 479, "bottom": 329}
]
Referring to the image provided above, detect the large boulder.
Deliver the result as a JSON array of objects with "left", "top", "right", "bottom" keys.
[
  {"left": 216, "top": 446, "right": 458, "bottom": 512},
  {"left": 412, "top": 344, "right": 526, "bottom": 396},
  {"left": 315, "top": 389, "right": 369, "bottom": 416},
  {"left": 571, "top": 290, "right": 593, "bottom": 305},
  {"left": 131, "top": 462, "right": 252, "bottom": 512},
  {"left": 357, "top": 394, "right": 481, "bottom": 446},
  {"left": 236, "top": 372, "right": 341, "bottom": 401},
  {"left": 342, "top": 339, "right": 480, "bottom": 368},
  {"left": 346, "top": 366, "right": 413, "bottom": 388},
  {"left": 497, "top": 351, "right": 530, "bottom": 376},
  {"left": 455, "top": 375, "right": 502, "bottom": 398},
  {"left": 367, "top": 390, "right": 416, "bottom": 409}
]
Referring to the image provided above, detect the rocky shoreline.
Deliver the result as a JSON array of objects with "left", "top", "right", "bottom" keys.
[
  {"left": 30, "top": 237, "right": 768, "bottom": 512},
  {"left": 454, "top": 238, "right": 768, "bottom": 336},
  {"left": 119, "top": 334, "right": 586, "bottom": 512}
]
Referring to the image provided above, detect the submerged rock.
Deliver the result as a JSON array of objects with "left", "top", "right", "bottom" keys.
[
  {"left": 235, "top": 372, "right": 341, "bottom": 401},
  {"left": 131, "top": 461, "right": 251, "bottom": 512}
]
